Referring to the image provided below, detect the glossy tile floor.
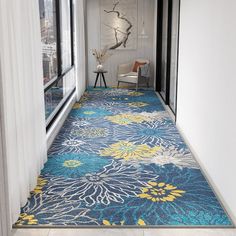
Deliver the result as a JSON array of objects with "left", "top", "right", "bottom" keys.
[{"left": 11, "top": 228, "right": 236, "bottom": 236}]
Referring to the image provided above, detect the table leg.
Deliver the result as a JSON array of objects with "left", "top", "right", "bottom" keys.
[
  {"left": 102, "top": 73, "right": 107, "bottom": 88},
  {"left": 94, "top": 73, "right": 99, "bottom": 88}
]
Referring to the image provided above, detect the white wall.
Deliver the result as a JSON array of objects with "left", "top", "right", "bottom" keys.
[
  {"left": 177, "top": 0, "right": 236, "bottom": 221},
  {"left": 86, "top": 0, "right": 155, "bottom": 87},
  {"left": 75, "top": 0, "right": 87, "bottom": 99}
]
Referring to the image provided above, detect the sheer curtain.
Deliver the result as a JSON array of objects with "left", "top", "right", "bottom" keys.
[
  {"left": 0, "top": 0, "right": 47, "bottom": 225},
  {"left": 74, "top": 0, "right": 87, "bottom": 100}
]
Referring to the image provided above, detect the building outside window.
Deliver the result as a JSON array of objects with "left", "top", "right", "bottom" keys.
[
  {"left": 38, "top": 0, "right": 75, "bottom": 125},
  {"left": 39, "top": 0, "right": 58, "bottom": 85}
]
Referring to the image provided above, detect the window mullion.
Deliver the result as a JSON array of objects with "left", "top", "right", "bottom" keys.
[
  {"left": 70, "top": 0, "right": 74, "bottom": 66},
  {"left": 56, "top": 0, "right": 62, "bottom": 76}
]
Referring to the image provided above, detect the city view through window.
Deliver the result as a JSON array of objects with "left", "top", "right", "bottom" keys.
[
  {"left": 39, "top": 0, "right": 75, "bottom": 124},
  {"left": 39, "top": 0, "right": 58, "bottom": 85}
]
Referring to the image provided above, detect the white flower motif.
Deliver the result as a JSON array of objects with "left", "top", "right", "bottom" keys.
[
  {"left": 139, "top": 111, "right": 170, "bottom": 122},
  {"left": 62, "top": 139, "right": 84, "bottom": 147},
  {"left": 114, "top": 120, "right": 184, "bottom": 148},
  {"left": 122, "top": 146, "right": 199, "bottom": 170},
  {"left": 71, "top": 120, "right": 90, "bottom": 128},
  {"left": 48, "top": 134, "right": 85, "bottom": 155},
  {"left": 152, "top": 146, "right": 199, "bottom": 169},
  {"left": 71, "top": 127, "right": 109, "bottom": 138},
  {"left": 21, "top": 194, "right": 98, "bottom": 225},
  {"left": 46, "top": 161, "right": 158, "bottom": 206},
  {"left": 93, "top": 89, "right": 130, "bottom": 97},
  {"left": 151, "top": 146, "right": 199, "bottom": 169}
]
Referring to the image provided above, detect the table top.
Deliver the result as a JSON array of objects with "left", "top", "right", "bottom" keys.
[{"left": 93, "top": 70, "right": 108, "bottom": 73}]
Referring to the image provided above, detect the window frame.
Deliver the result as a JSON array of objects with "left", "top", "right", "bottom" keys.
[{"left": 40, "top": 0, "right": 75, "bottom": 128}]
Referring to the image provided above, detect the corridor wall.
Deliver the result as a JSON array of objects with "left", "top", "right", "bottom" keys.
[{"left": 177, "top": 0, "right": 236, "bottom": 222}]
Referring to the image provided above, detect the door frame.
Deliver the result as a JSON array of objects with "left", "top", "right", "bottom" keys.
[
  {"left": 156, "top": 0, "right": 163, "bottom": 92},
  {"left": 156, "top": 0, "right": 181, "bottom": 118}
]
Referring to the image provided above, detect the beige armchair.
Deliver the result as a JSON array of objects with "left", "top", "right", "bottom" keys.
[{"left": 117, "top": 59, "right": 150, "bottom": 91}]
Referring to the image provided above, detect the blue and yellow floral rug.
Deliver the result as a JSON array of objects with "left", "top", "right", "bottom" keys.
[{"left": 15, "top": 88, "right": 233, "bottom": 227}]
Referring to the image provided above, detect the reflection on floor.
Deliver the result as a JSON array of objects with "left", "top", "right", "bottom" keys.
[{"left": 15, "top": 88, "right": 233, "bottom": 227}]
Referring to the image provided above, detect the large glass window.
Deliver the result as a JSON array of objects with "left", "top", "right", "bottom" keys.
[
  {"left": 44, "top": 79, "right": 63, "bottom": 120},
  {"left": 44, "top": 69, "right": 75, "bottom": 121},
  {"left": 39, "top": 0, "right": 75, "bottom": 126},
  {"left": 60, "top": 0, "right": 72, "bottom": 72},
  {"left": 39, "top": 0, "right": 58, "bottom": 85}
]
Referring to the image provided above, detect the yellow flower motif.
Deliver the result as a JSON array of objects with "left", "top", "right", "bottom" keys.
[
  {"left": 100, "top": 141, "right": 160, "bottom": 161},
  {"left": 106, "top": 114, "right": 146, "bottom": 125},
  {"left": 103, "top": 219, "right": 125, "bottom": 226},
  {"left": 128, "top": 102, "right": 148, "bottom": 108},
  {"left": 73, "top": 103, "right": 82, "bottom": 109},
  {"left": 63, "top": 160, "right": 83, "bottom": 168},
  {"left": 103, "top": 219, "right": 145, "bottom": 226},
  {"left": 15, "top": 213, "right": 38, "bottom": 226},
  {"left": 137, "top": 219, "right": 146, "bottom": 226},
  {"left": 128, "top": 91, "right": 144, "bottom": 96},
  {"left": 83, "top": 111, "right": 96, "bottom": 115},
  {"left": 31, "top": 177, "right": 48, "bottom": 195},
  {"left": 138, "top": 181, "right": 185, "bottom": 202},
  {"left": 79, "top": 93, "right": 89, "bottom": 103}
]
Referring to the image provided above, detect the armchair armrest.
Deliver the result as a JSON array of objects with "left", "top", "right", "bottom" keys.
[
  {"left": 117, "top": 63, "right": 133, "bottom": 75},
  {"left": 138, "top": 63, "right": 150, "bottom": 78}
]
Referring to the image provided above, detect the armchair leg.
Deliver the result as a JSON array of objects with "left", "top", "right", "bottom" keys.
[
  {"left": 147, "top": 82, "right": 149, "bottom": 88},
  {"left": 136, "top": 83, "right": 138, "bottom": 91},
  {"left": 117, "top": 81, "right": 120, "bottom": 88}
]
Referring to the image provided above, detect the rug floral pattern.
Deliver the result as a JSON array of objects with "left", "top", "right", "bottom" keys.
[{"left": 15, "top": 88, "right": 232, "bottom": 227}]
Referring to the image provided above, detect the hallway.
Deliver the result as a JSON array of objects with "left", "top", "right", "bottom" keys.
[
  {"left": 1, "top": 0, "right": 236, "bottom": 235},
  {"left": 15, "top": 88, "right": 232, "bottom": 227}
]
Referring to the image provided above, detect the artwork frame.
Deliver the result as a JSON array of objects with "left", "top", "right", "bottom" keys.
[{"left": 100, "top": 0, "right": 138, "bottom": 50}]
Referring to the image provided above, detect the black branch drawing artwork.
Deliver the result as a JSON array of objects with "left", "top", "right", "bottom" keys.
[{"left": 104, "top": 1, "right": 133, "bottom": 50}]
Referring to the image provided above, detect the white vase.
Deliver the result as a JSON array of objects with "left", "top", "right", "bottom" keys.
[{"left": 97, "top": 64, "right": 104, "bottom": 71}]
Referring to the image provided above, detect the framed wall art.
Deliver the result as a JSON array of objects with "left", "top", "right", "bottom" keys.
[{"left": 100, "top": 0, "right": 138, "bottom": 50}]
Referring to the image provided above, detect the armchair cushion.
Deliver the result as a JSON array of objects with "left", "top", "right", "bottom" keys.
[
  {"left": 118, "top": 72, "right": 138, "bottom": 78},
  {"left": 132, "top": 61, "right": 147, "bottom": 72},
  {"left": 117, "top": 75, "right": 138, "bottom": 84}
]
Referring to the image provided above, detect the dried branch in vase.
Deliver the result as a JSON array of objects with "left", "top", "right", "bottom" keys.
[{"left": 92, "top": 45, "right": 113, "bottom": 65}]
